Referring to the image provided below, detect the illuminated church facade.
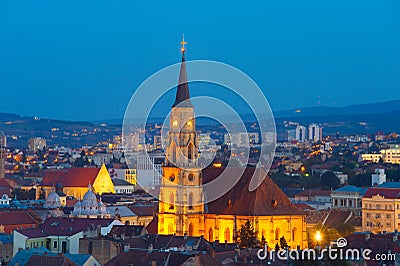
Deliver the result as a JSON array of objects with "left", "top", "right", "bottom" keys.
[{"left": 158, "top": 39, "right": 308, "bottom": 249}]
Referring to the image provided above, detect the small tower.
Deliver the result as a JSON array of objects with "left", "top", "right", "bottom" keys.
[{"left": 158, "top": 36, "right": 204, "bottom": 237}]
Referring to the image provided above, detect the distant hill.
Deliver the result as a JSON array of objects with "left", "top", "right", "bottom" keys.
[
  {"left": 274, "top": 99, "right": 400, "bottom": 118},
  {"left": 1, "top": 99, "right": 400, "bottom": 147},
  {"left": 0, "top": 113, "right": 119, "bottom": 148}
]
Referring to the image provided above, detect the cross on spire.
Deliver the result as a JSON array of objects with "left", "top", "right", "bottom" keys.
[{"left": 181, "top": 34, "right": 187, "bottom": 53}]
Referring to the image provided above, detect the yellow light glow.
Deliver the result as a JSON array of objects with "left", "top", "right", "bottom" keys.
[
  {"left": 173, "top": 120, "right": 178, "bottom": 127},
  {"left": 187, "top": 121, "right": 192, "bottom": 127},
  {"left": 180, "top": 34, "right": 187, "bottom": 53},
  {"left": 315, "top": 231, "right": 322, "bottom": 242},
  {"left": 213, "top": 163, "right": 222, "bottom": 168}
]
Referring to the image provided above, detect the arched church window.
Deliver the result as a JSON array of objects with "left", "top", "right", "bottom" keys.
[
  {"left": 188, "top": 192, "right": 194, "bottom": 210},
  {"left": 224, "top": 228, "right": 230, "bottom": 243},
  {"left": 275, "top": 228, "right": 280, "bottom": 240},
  {"left": 188, "top": 143, "right": 193, "bottom": 160},
  {"left": 209, "top": 228, "right": 213, "bottom": 242},
  {"left": 169, "top": 193, "right": 175, "bottom": 210},
  {"left": 189, "top": 223, "right": 194, "bottom": 236},
  {"left": 292, "top": 227, "right": 297, "bottom": 242}
]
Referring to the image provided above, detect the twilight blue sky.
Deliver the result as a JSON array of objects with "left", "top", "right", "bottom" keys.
[{"left": 0, "top": 0, "right": 399, "bottom": 121}]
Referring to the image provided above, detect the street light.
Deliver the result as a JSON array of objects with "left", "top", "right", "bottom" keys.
[{"left": 315, "top": 231, "right": 322, "bottom": 242}]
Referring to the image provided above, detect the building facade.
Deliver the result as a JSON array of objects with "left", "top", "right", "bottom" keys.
[
  {"left": 295, "top": 125, "right": 307, "bottom": 142},
  {"left": 28, "top": 137, "right": 46, "bottom": 151},
  {"left": 331, "top": 185, "right": 367, "bottom": 216},
  {"left": 362, "top": 187, "right": 400, "bottom": 233},
  {"left": 308, "top": 124, "right": 322, "bottom": 142}
]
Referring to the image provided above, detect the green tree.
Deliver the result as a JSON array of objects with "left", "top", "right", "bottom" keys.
[
  {"left": 279, "top": 236, "right": 289, "bottom": 249},
  {"left": 321, "top": 171, "right": 340, "bottom": 190},
  {"left": 238, "top": 220, "right": 257, "bottom": 248},
  {"left": 259, "top": 234, "right": 267, "bottom": 248}
]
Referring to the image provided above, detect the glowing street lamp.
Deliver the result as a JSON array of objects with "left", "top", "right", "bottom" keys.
[{"left": 315, "top": 231, "right": 322, "bottom": 242}]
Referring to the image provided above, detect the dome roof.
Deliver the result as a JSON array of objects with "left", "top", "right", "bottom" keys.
[
  {"left": 72, "top": 183, "right": 108, "bottom": 217},
  {"left": 44, "top": 191, "right": 62, "bottom": 209},
  {"left": 82, "top": 184, "right": 97, "bottom": 207}
]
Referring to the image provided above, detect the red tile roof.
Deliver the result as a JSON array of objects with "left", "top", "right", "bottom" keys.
[
  {"left": 42, "top": 168, "right": 101, "bottom": 187},
  {"left": 0, "top": 179, "right": 12, "bottom": 189},
  {"left": 294, "top": 203, "right": 316, "bottom": 211},
  {"left": 42, "top": 170, "right": 68, "bottom": 186},
  {"left": 17, "top": 217, "right": 117, "bottom": 238},
  {"left": 323, "top": 209, "right": 353, "bottom": 228},
  {"left": 203, "top": 167, "right": 304, "bottom": 216},
  {"left": 27, "top": 254, "right": 75, "bottom": 266},
  {"left": 130, "top": 205, "right": 157, "bottom": 216},
  {"left": 295, "top": 189, "right": 332, "bottom": 197},
  {"left": 364, "top": 187, "right": 400, "bottom": 199},
  {"left": 146, "top": 216, "right": 158, "bottom": 234},
  {"left": 0, "top": 210, "right": 39, "bottom": 225}
]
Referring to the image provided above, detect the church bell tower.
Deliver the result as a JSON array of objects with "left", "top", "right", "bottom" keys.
[{"left": 158, "top": 36, "right": 205, "bottom": 237}]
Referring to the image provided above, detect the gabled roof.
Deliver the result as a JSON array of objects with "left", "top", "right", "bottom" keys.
[
  {"left": 110, "top": 225, "right": 145, "bottom": 238},
  {"left": 323, "top": 209, "right": 353, "bottom": 228},
  {"left": 293, "top": 203, "right": 316, "bottom": 211},
  {"left": 0, "top": 179, "right": 12, "bottom": 189},
  {"left": 130, "top": 204, "right": 157, "bottom": 216},
  {"left": 27, "top": 254, "right": 75, "bottom": 266},
  {"left": 203, "top": 167, "right": 304, "bottom": 216},
  {"left": 64, "top": 253, "right": 94, "bottom": 266},
  {"left": 41, "top": 169, "right": 68, "bottom": 186},
  {"left": 333, "top": 185, "right": 367, "bottom": 195},
  {"left": 0, "top": 210, "right": 39, "bottom": 225},
  {"left": 112, "top": 179, "right": 134, "bottom": 186},
  {"left": 17, "top": 217, "right": 117, "bottom": 238},
  {"left": 42, "top": 168, "right": 100, "bottom": 187},
  {"left": 125, "top": 234, "right": 212, "bottom": 252},
  {"left": 105, "top": 250, "right": 191, "bottom": 266},
  {"left": 295, "top": 189, "right": 332, "bottom": 197},
  {"left": 107, "top": 206, "right": 137, "bottom": 217},
  {"left": 378, "top": 182, "right": 400, "bottom": 188},
  {"left": 9, "top": 247, "right": 50, "bottom": 266},
  {"left": 146, "top": 216, "right": 158, "bottom": 234},
  {"left": 364, "top": 187, "right": 400, "bottom": 199}
]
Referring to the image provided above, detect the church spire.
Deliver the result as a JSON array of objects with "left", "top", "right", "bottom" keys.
[{"left": 172, "top": 34, "right": 192, "bottom": 108}]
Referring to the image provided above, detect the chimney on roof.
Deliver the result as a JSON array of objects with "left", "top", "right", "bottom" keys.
[
  {"left": 394, "top": 230, "right": 398, "bottom": 242},
  {"left": 184, "top": 232, "right": 187, "bottom": 240},
  {"left": 148, "top": 243, "right": 153, "bottom": 253},
  {"left": 365, "top": 233, "right": 370, "bottom": 241},
  {"left": 123, "top": 243, "right": 130, "bottom": 252}
]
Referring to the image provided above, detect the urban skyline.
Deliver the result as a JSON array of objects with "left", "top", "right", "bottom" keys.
[{"left": 1, "top": 0, "right": 400, "bottom": 120}]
